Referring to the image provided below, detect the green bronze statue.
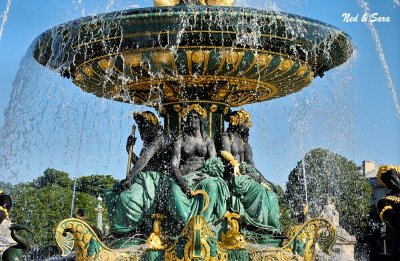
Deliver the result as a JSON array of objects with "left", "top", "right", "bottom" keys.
[
  {"left": 166, "top": 105, "right": 230, "bottom": 232},
  {"left": 220, "top": 109, "right": 281, "bottom": 234},
  {"left": 104, "top": 111, "right": 172, "bottom": 237}
]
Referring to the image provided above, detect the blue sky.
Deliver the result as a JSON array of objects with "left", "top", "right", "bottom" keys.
[{"left": 0, "top": 0, "right": 399, "bottom": 186}]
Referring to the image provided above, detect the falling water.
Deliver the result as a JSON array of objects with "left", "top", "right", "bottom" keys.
[
  {"left": 301, "top": 156, "right": 308, "bottom": 210},
  {"left": 0, "top": 0, "right": 11, "bottom": 40},
  {"left": 70, "top": 103, "right": 89, "bottom": 217},
  {"left": 358, "top": 0, "right": 400, "bottom": 121}
]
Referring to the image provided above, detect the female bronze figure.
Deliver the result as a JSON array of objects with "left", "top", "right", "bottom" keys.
[
  {"left": 220, "top": 109, "right": 281, "bottom": 233},
  {"left": 167, "top": 104, "right": 229, "bottom": 229}
]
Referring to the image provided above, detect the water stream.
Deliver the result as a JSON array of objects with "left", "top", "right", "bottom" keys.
[
  {"left": 358, "top": 0, "right": 400, "bottom": 121},
  {"left": 0, "top": 0, "right": 11, "bottom": 40}
]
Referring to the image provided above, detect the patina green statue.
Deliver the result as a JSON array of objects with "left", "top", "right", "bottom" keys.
[
  {"left": 104, "top": 111, "right": 172, "bottom": 237},
  {"left": 220, "top": 109, "right": 281, "bottom": 233},
  {"left": 166, "top": 105, "right": 230, "bottom": 231}
]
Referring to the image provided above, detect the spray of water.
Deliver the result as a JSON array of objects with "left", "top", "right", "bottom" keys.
[
  {"left": 358, "top": 0, "right": 400, "bottom": 121},
  {"left": 0, "top": 0, "right": 11, "bottom": 40},
  {"left": 70, "top": 103, "right": 89, "bottom": 217}
]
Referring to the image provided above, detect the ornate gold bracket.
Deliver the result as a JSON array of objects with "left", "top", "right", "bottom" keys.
[
  {"left": 165, "top": 215, "right": 228, "bottom": 261},
  {"left": 146, "top": 213, "right": 167, "bottom": 250},
  {"left": 219, "top": 212, "right": 246, "bottom": 250},
  {"left": 248, "top": 218, "right": 337, "bottom": 261},
  {"left": 55, "top": 218, "right": 133, "bottom": 260},
  {"left": 55, "top": 217, "right": 335, "bottom": 261}
]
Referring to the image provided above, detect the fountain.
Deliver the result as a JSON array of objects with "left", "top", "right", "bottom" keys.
[{"left": 30, "top": 0, "right": 353, "bottom": 260}]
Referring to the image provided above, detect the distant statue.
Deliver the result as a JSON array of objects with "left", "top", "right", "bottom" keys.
[
  {"left": 166, "top": 104, "right": 229, "bottom": 229},
  {"left": 220, "top": 109, "right": 281, "bottom": 233},
  {"left": 319, "top": 197, "right": 340, "bottom": 227},
  {"left": 104, "top": 111, "right": 172, "bottom": 236},
  {"left": 376, "top": 165, "right": 400, "bottom": 260}
]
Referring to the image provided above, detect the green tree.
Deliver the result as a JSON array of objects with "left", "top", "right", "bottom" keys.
[
  {"left": 76, "top": 174, "right": 118, "bottom": 197},
  {"left": 32, "top": 168, "right": 73, "bottom": 189},
  {"left": 285, "top": 148, "right": 372, "bottom": 238},
  {"left": 9, "top": 169, "right": 115, "bottom": 247},
  {"left": 275, "top": 185, "right": 296, "bottom": 231},
  {"left": 11, "top": 184, "right": 97, "bottom": 247}
]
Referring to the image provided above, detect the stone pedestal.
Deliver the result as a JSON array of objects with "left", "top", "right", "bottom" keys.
[
  {"left": 0, "top": 219, "right": 15, "bottom": 253},
  {"left": 316, "top": 199, "right": 356, "bottom": 261},
  {"left": 316, "top": 227, "right": 356, "bottom": 261}
]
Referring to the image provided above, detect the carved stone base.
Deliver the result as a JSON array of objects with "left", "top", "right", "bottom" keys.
[{"left": 55, "top": 217, "right": 336, "bottom": 261}]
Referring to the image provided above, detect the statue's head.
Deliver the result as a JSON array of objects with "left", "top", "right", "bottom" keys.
[
  {"left": 227, "top": 108, "right": 252, "bottom": 132},
  {"left": 133, "top": 111, "right": 160, "bottom": 142},
  {"left": 181, "top": 104, "right": 207, "bottom": 134},
  {"left": 377, "top": 165, "right": 400, "bottom": 192}
]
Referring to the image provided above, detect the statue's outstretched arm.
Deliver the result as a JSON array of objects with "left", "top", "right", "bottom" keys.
[
  {"left": 171, "top": 136, "right": 190, "bottom": 195},
  {"left": 131, "top": 135, "right": 163, "bottom": 175}
]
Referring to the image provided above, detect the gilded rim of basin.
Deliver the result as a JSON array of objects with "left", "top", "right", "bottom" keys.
[{"left": 32, "top": 6, "right": 354, "bottom": 107}]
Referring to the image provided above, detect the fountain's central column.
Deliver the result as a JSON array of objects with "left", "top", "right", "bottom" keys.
[{"left": 161, "top": 101, "right": 228, "bottom": 139}]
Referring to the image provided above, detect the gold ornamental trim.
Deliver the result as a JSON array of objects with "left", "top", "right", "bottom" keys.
[
  {"left": 384, "top": 195, "right": 400, "bottom": 203},
  {"left": 228, "top": 108, "right": 252, "bottom": 127},
  {"left": 0, "top": 206, "right": 9, "bottom": 219},
  {"left": 181, "top": 104, "right": 208, "bottom": 119},
  {"left": 379, "top": 205, "right": 393, "bottom": 222}
]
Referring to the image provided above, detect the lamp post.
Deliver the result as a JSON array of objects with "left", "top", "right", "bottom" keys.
[{"left": 95, "top": 195, "right": 103, "bottom": 233}]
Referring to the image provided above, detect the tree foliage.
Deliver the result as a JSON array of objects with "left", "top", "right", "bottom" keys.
[
  {"left": 275, "top": 185, "right": 296, "bottom": 231},
  {"left": 8, "top": 168, "right": 116, "bottom": 247},
  {"left": 285, "top": 148, "right": 372, "bottom": 238},
  {"left": 76, "top": 174, "right": 118, "bottom": 197},
  {"left": 11, "top": 184, "right": 97, "bottom": 247},
  {"left": 32, "top": 168, "right": 73, "bottom": 189}
]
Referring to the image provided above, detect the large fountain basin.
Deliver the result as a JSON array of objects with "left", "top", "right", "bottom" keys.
[{"left": 33, "top": 6, "right": 353, "bottom": 107}]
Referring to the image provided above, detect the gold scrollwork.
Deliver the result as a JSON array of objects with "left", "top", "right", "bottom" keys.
[
  {"left": 379, "top": 205, "right": 393, "bottom": 222},
  {"left": 146, "top": 213, "right": 166, "bottom": 250},
  {"left": 181, "top": 104, "right": 208, "bottom": 118},
  {"left": 165, "top": 216, "right": 226, "bottom": 261},
  {"left": 55, "top": 218, "right": 134, "bottom": 261},
  {"left": 219, "top": 212, "right": 246, "bottom": 249}
]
